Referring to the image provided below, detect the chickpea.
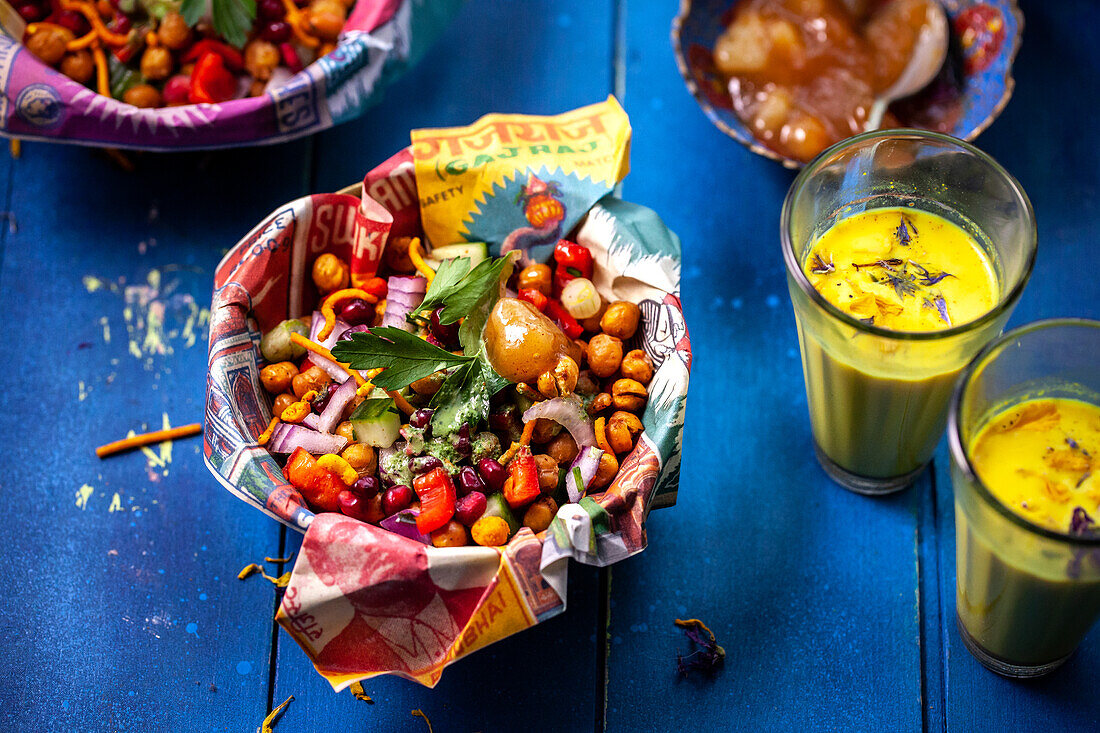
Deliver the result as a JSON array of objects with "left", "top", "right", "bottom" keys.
[
  {"left": 27, "top": 26, "right": 74, "bottom": 66},
  {"left": 606, "top": 411, "right": 644, "bottom": 455},
  {"left": 531, "top": 418, "right": 561, "bottom": 445},
  {"left": 157, "top": 11, "right": 192, "bottom": 50},
  {"left": 383, "top": 237, "right": 415, "bottom": 274},
  {"left": 587, "top": 334, "right": 623, "bottom": 378},
  {"left": 272, "top": 393, "right": 297, "bottom": 418},
  {"left": 580, "top": 300, "right": 607, "bottom": 333},
  {"left": 335, "top": 420, "right": 355, "bottom": 442},
  {"left": 60, "top": 51, "right": 94, "bottom": 83},
  {"left": 611, "top": 378, "right": 647, "bottom": 412},
  {"left": 95, "top": 0, "right": 113, "bottom": 15},
  {"left": 341, "top": 443, "right": 377, "bottom": 476},
  {"left": 545, "top": 431, "right": 579, "bottom": 465},
  {"left": 523, "top": 497, "right": 558, "bottom": 533},
  {"left": 620, "top": 349, "right": 654, "bottom": 384},
  {"left": 140, "top": 46, "right": 174, "bottom": 81},
  {"left": 410, "top": 372, "right": 444, "bottom": 396},
  {"left": 311, "top": 253, "right": 349, "bottom": 293},
  {"left": 123, "top": 84, "right": 163, "bottom": 109},
  {"left": 308, "top": 0, "right": 346, "bottom": 40},
  {"left": 260, "top": 361, "right": 299, "bottom": 394},
  {"left": 536, "top": 355, "right": 579, "bottom": 399},
  {"left": 249, "top": 79, "right": 266, "bottom": 97},
  {"left": 534, "top": 454, "right": 558, "bottom": 490},
  {"left": 600, "top": 301, "right": 641, "bottom": 340},
  {"left": 244, "top": 39, "right": 280, "bottom": 82},
  {"left": 587, "top": 392, "right": 612, "bottom": 415},
  {"left": 591, "top": 452, "right": 619, "bottom": 489},
  {"left": 517, "top": 263, "right": 552, "bottom": 296},
  {"left": 431, "top": 520, "right": 469, "bottom": 548},
  {"left": 292, "top": 365, "right": 331, "bottom": 397}
]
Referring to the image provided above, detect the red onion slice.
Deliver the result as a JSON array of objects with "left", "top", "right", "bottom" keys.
[
  {"left": 522, "top": 395, "right": 596, "bottom": 448},
  {"left": 316, "top": 378, "right": 358, "bottom": 434},
  {"left": 565, "top": 445, "right": 603, "bottom": 503},
  {"left": 267, "top": 423, "right": 348, "bottom": 455}
]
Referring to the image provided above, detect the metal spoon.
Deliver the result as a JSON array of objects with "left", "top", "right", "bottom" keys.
[{"left": 864, "top": 1, "right": 949, "bottom": 132}]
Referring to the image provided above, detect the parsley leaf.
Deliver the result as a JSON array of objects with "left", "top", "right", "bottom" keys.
[
  {"left": 414, "top": 257, "right": 473, "bottom": 319},
  {"left": 429, "top": 357, "right": 510, "bottom": 435},
  {"left": 435, "top": 254, "right": 517, "bottom": 326},
  {"left": 196, "top": 0, "right": 255, "bottom": 49},
  {"left": 348, "top": 395, "right": 396, "bottom": 422},
  {"left": 331, "top": 326, "right": 473, "bottom": 390}
]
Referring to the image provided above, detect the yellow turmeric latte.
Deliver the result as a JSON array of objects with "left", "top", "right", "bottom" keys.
[
  {"left": 804, "top": 207, "right": 998, "bottom": 332},
  {"left": 970, "top": 398, "right": 1100, "bottom": 534}
]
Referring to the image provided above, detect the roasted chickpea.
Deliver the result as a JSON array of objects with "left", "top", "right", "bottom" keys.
[
  {"left": 534, "top": 454, "right": 558, "bottom": 490},
  {"left": 587, "top": 334, "right": 623, "bottom": 378},
  {"left": 536, "top": 355, "right": 580, "bottom": 398},
  {"left": 157, "top": 11, "right": 192, "bottom": 50},
  {"left": 620, "top": 349, "right": 654, "bottom": 384},
  {"left": 383, "top": 237, "right": 415, "bottom": 274},
  {"left": 272, "top": 393, "right": 297, "bottom": 418},
  {"left": 341, "top": 443, "right": 377, "bottom": 475},
  {"left": 244, "top": 39, "right": 280, "bottom": 82},
  {"left": 335, "top": 420, "right": 355, "bottom": 442},
  {"left": 122, "top": 84, "right": 163, "bottom": 109},
  {"left": 431, "top": 520, "right": 469, "bottom": 548},
  {"left": 591, "top": 452, "right": 619, "bottom": 489},
  {"left": 545, "top": 431, "right": 579, "bottom": 464},
  {"left": 523, "top": 497, "right": 558, "bottom": 533},
  {"left": 410, "top": 372, "right": 444, "bottom": 396},
  {"left": 95, "top": 0, "right": 113, "bottom": 15},
  {"left": 308, "top": 0, "right": 346, "bottom": 40},
  {"left": 292, "top": 365, "right": 331, "bottom": 397},
  {"left": 606, "top": 411, "right": 644, "bottom": 455},
  {"left": 580, "top": 300, "right": 608, "bottom": 333},
  {"left": 611, "top": 378, "right": 647, "bottom": 412},
  {"left": 531, "top": 418, "right": 560, "bottom": 444},
  {"left": 311, "top": 253, "right": 349, "bottom": 293},
  {"left": 600, "top": 301, "right": 641, "bottom": 340},
  {"left": 517, "top": 263, "right": 552, "bottom": 296},
  {"left": 249, "top": 79, "right": 266, "bottom": 97},
  {"left": 260, "top": 361, "right": 299, "bottom": 394},
  {"left": 587, "top": 392, "right": 612, "bottom": 415},
  {"left": 60, "top": 51, "right": 94, "bottom": 83},
  {"left": 140, "top": 46, "right": 173, "bottom": 81},
  {"left": 26, "top": 26, "right": 73, "bottom": 66}
]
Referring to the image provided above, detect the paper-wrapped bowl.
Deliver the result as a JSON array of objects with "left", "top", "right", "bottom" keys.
[{"left": 203, "top": 143, "right": 691, "bottom": 687}]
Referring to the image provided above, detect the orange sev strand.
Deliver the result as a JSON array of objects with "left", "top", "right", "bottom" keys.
[
  {"left": 261, "top": 695, "right": 294, "bottom": 733},
  {"left": 278, "top": 0, "right": 320, "bottom": 47},
  {"left": 238, "top": 563, "right": 290, "bottom": 587},
  {"left": 257, "top": 416, "right": 281, "bottom": 445},
  {"left": 265, "top": 556, "right": 293, "bottom": 564},
  {"left": 62, "top": 0, "right": 132, "bottom": 46},
  {"left": 519, "top": 420, "right": 535, "bottom": 446},
  {"left": 349, "top": 681, "right": 373, "bottom": 703},
  {"left": 387, "top": 390, "right": 416, "bottom": 415},
  {"left": 674, "top": 618, "right": 717, "bottom": 643},
  {"left": 92, "top": 44, "right": 109, "bottom": 97},
  {"left": 411, "top": 709, "right": 434, "bottom": 733},
  {"left": 8, "top": 139, "right": 20, "bottom": 159},
  {"left": 95, "top": 422, "right": 201, "bottom": 458},
  {"left": 289, "top": 332, "right": 367, "bottom": 387},
  {"left": 407, "top": 237, "right": 435, "bottom": 284},
  {"left": 144, "top": 30, "right": 158, "bottom": 46},
  {"left": 66, "top": 30, "right": 97, "bottom": 50},
  {"left": 317, "top": 287, "right": 377, "bottom": 341}
]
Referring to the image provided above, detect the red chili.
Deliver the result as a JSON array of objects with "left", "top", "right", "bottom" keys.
[
  {"left": 518, "top": 288, "right": 549, "bottom": 312},
  {"left": 182, "top": 39, "right": 245, "bottom": 71},
  {"left": 545, "top": 300, "right": 584, "bottom": 339},
  {"left": 504, "top": 446, "right": 541, "bottom": 508},
  {"left": 188, "top": 51, "right": 237, "bottom": 105}
]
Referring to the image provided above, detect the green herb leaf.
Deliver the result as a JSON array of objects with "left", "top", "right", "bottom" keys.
[
  {"left": 429, "top": 357, "right": 510, "bottom": 435},
  {"left": 331, "top": 326, "right": 474, "bottom": 390},
  {"left": 180, "top": 0, "right": 204, "bottom": 25},
  {"left": 414, "top": 257, "right": 473, "bottom": 318},
  {"left": 210, "top": 0, "right": 255, "bottom": 49},
  {"left": 437, "top": 254, "right": 516, "bottom": 326}
]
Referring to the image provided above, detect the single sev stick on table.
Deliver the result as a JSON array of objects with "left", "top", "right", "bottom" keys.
[{"left": 95, "top": 423, "right": 202, "bottom": 458}]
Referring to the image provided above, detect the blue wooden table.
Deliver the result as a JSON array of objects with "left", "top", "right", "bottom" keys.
[{"left": 1, "top": 0, "right": 1098, "bottom": 730}]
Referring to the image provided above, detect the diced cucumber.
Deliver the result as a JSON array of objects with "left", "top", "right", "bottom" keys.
[
  {"left": 350, "top": 395, "right": 401, "bottom": 448},
  {"left": 424, "top": 242, "right": 489, "bottom": 269},
  {"left": 260, "top": 318, "right": 309, "bottom": 362},
  {"left": 483, "top": 492, "right": 519, "bottom": 536}
]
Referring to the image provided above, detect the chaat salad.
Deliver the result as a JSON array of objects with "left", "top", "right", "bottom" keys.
[{"left": 254, "top": 237, "right": 656, "bottom": 548}]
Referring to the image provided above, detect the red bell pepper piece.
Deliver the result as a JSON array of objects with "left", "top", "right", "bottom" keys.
[
  {"left": 182, "top": 39, "right": 245, "bottom": 71},
  {"left": 284, "top": 447, "right": 346, "bottom": 512},
  {"left": 189, "top": 52, "right": 237, "bottom": 104},
  {"left": 554, "top": 239, "right": 594, "bottom": 279},
  {"left": 360, "top": 276, "right": 388, "bottom": 299},
  {"left": 545, "top": 300, "right": 584, "bottom": 339},
  {"left": 414, "top": 468, "right": 456, "bottom": 534},
  {"left": 504, "top": 446, "right": 541, "bottom": 508},
  {"left": 518, "top": 288, "right": 549, "bottom": 313},
  {"left": 280, "top": 42, "right": 303, "bottom": 74}
]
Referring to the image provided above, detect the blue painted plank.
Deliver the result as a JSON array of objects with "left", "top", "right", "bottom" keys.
[
  {"left": 930, "top": 2, "right": 1100, "bottom": 730},
  {"left": 268, "top": 0, "right": 617, "bottom": 728},
  {"left": 603, "top": 2, "right": 924, "bottom": 731},
  {"left": 0, "top": 142, "right": 313, "bottom": 730}
]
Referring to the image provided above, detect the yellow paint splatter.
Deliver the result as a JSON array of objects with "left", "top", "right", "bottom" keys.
[
  {"left": 83, "top": 275, "right": 108, "bottom": 293},
  {"left": 108, "top": 493, "right": 123, "bottom": 512},
  {"left": 76, "top": 484, "right": 95, "bottom": 510},
  {"left": 139, "top": 413, "right": 174, "bottom": 473},
  {"left": 99, "top": 316, "right": 111, "bottom": 344},
  {"left": 86, "top": 269, "right": 207, "bottom": 361},
  {"left": 78, "top": 381, "right": 89, "bottom": 401}
]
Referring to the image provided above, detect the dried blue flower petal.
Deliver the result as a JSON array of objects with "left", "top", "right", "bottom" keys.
[
  {"left": 895, "top": 218, "right": 911, "bottom": 246},
  {"left": 910, "top": 262, "right": 955, "bottom": 286},
  {"left": 934, "top": 296, "right": 951, "bottom": 326},
  {"left": 1070, "top": 506, "right": 1096, "bottom": 535},
  {"left": 810, "top": 254, "right": 835, "bottom": 274},
  {"left": 1077, "top": 472, "right": 1092, "bottom": 489},
  {"left": 674, "top": 618, "right": 725, "bottom": 677}
]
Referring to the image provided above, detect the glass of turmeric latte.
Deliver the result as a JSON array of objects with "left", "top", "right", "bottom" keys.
[
  {"left": 950, "top": 320, "right": 1100, "bottom": 678},
  {"left": 782, "top": 130, "right": 1036, "bottom": 494}
]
